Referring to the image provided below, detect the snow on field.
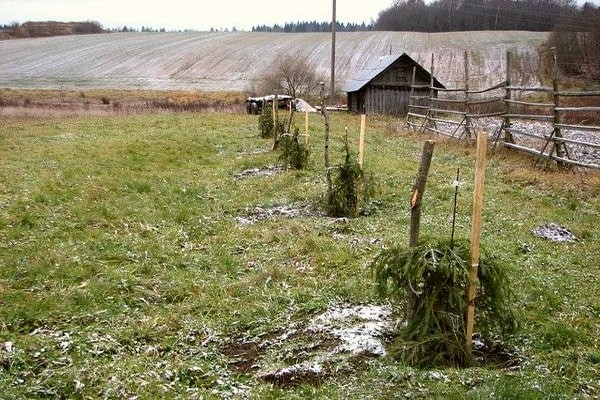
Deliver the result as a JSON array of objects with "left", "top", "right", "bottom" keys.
[{"left": 0, "top": 31, "right": 549, "bottom": 92}]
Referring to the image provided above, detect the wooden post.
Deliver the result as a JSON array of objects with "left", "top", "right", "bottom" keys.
[
  {"left": 552, "top": 47, "right": 567, "bottom": 165},
  {"left": 503, "top": 51, "right": 514, "bottom": 143},
  {"left": 464, "top": 51, "right": 472, "bottom": 140},
  {"left": 465, "top": 131, "right": 488, "bottom": 353},
  {"left": 358, "top": 114, "right": 366, "bottom": 169},
  {"left": 320, "top": 83, "right": 332, "bottom": 201},
  {"left": 429, "top": 54, "right": 436, "bottom": 123},
  {"left": 330, "top": 0, "right": 336, "bottom": 105},
  {"left": 283, "top": 101, "right": 293, "bottom": 171},
  {"left": 286, "top": 98, "right": 294, "bottom": 135},
  {"left": 404, "top": 66, "right": 417, "bottom": 127},
  {"left": 410, "top": 140, "right": 435, "bottom": 247},
  {"left": 271, "top": 94, "right": 280, "bottom": 150},
  {"left": 304, "top": 109, "right": 309, "bottom": 147},
  {"left": 272, "top": 95, "right": 277, "bottom": 125},
  {"left": 408, "top": 140, "right": 435, "bottom": 318}
]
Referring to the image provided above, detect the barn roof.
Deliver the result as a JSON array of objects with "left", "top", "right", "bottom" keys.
[{"left": 344, "top": 53, "right": 445, "bottom": 93}]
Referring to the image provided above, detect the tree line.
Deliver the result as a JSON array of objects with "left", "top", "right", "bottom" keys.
[
  {"left": 373, "top": 0, "right": 599, "bottom": 32},
  {"left": 252, "top": 21, "right": 371, "bottom": 33},
  {"left": 250, "top": 0, "right": 598, "bottom": 33}
]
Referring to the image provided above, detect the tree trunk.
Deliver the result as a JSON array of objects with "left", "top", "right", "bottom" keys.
[{"left": 407, "top": 140, "right": 435, "bottom": 318}]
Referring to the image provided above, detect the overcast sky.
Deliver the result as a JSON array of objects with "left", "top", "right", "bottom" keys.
[{"left": 0, "top": 0, "right": 397, "bottom": 31}]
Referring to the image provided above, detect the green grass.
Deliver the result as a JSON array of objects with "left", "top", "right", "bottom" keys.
[{"left": 1, "top": 110, "right": 599, "bottom": 398}]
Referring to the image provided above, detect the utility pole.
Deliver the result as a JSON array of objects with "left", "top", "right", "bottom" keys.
[{"left": 330, "top": 0, "right": 336, "bottom": 105}]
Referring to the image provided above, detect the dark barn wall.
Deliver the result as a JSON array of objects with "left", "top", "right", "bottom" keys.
[{"left": 349, "top": 86, "right": 429, "bottom": 115}]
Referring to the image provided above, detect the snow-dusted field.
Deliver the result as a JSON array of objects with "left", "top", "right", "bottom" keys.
[{"left": 0, "top": 31, "right": 549, "bottom": 92}]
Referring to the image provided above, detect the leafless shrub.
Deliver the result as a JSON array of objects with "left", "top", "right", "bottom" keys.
[{"left": 256, "top": 53, "right": 325, "bottom": 100}]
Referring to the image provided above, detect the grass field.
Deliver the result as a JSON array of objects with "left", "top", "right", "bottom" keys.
[{"left": 0, "top": 108, "right": 599, "bottom": 398}]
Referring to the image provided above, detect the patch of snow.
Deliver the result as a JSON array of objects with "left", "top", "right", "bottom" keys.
[
  {"left": 273, "top": 362, "right": 324, "bottom": 377},
  {"left": 532, "top": 223, "right": 577, "bottom": 242},
  {"left": 309, "top": 304, "right": 394, "bottom": 356},
  {"left": 233, "top": 165, "right": 283, "bottom": 178},
  {"left": 2, "top": 341, "right": 13, "bottom": 353}
]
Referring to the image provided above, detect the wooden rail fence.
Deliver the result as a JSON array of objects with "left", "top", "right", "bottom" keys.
[{"left": 405, "top": 50, "right": 600, "bottom": 169}]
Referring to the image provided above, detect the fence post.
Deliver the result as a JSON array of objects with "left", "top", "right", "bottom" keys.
[
  {"left": 552, "top": 48, "right": 567, "bottom": 166},
  {"left": 503, "top": 51, "right": 514, "bottom": 143},
  {"left": 404, "top": 66, "right": 417, "bottom": 128},
  {"left": 429, "top": 53, "right": 436, "bottom": 125},
  {"left": 464, "top": 51, "right": 472, "bottom": 140}
]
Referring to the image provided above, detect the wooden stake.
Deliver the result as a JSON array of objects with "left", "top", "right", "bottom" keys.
[
  {"left": 320, "top": 83, "right": 332, "bottom": 201},
  {"left": 271, "top": 95, "right": 279, "bottom": 150},
  {"left": 272, "top": 95, "right": 277, "bottom": 125},
  {"left": 465, "top": 131, "right": 488, "bottom": 353},
  {"left": 409, "top": 140, "right": 435, "bottom": 248},
  {"left": 304, "top": 109, "right": 309, "bottom": 147},
  {"left": 358, "top": 114, "right": 366, "bottom": 169},
  {"left": 407, "top": 140, "right": 435, "bottom": 319}
]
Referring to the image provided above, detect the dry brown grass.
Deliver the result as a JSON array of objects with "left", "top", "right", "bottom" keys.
[{"left": 0, "top": 88, "right": 248, "bottom": 119}]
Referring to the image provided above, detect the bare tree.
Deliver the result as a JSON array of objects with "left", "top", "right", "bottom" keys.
[{"left": 257, "top": 53, "right": 324, "bottom": 99}]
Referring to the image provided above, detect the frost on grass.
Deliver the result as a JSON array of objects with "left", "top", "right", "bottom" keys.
[
  {"left": 222, "top": 303, "right": 397, "bottom": 387},
  {"left": 233, "top": 165, "right": 283, "bottom": 179},
  {"left": 234, "top": 203, "right": 323, "bottom": 225},
  {"left": 532, "top": 223, "right": 577, "bottom": 242}
]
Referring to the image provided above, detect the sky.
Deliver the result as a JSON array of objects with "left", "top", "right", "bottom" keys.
[{"left": 0, "top": 0, "right": 397, "bottom": 31}]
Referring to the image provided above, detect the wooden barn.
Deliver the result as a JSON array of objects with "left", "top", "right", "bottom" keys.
[{"left": 345, "top": 53, "right": 445, "bottom": 115}]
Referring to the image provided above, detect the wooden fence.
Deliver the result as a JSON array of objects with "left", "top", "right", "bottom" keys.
[{"left": 405, "top": 51, "right": 600, "bottom": 169}]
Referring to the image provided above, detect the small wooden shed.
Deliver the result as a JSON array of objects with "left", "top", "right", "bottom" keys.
[{"left": 345, "top": 53, "right": 445, "bottom": 115}]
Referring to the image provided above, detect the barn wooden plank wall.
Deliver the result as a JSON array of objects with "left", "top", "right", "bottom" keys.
[{"left": 405, "top": 51, "right": 600, "bottom": 169}]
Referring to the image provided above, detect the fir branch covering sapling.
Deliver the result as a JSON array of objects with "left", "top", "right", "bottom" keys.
[
  {"left": 326, "top": 131, "right": 374, "bottom": 218},
  {"left": 278, "top": 126, "right": 309, "bottom": 170},
  {"left": 371, "top": 237, "right": 517, "bottom": 367},
  {"left": 258, "top": 104, "right": 274, "bottom": 138}
]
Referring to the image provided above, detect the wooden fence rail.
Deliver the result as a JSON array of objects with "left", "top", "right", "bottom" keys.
[{"left": 405, "top": 50, "right": 600, "bottom": 169}]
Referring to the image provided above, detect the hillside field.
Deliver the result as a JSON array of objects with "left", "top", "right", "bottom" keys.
[
  {"left": 0, "top": 31, "right": 548, "bottom": 93},
  {"left": 0, "top": 108, "right": 599, "bottom": 398}
]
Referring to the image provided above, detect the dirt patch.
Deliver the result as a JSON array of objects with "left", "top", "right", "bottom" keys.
[
  {"left": 472, "top": 334, "right": 522, "bottom": 369},
  {"left": 260, "top": 363, "right": 326, "bottom": 387},
  {"left": 222, "top": 339, "right": 263, "bottom": 374}
]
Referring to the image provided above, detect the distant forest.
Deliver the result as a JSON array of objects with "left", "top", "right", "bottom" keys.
[
  {"left": 373, "top": 0, "right": 599, "bottom": 32},
  {"left": 251, "top": 21, "right": 371, "bottom": 33},
  {"left": 252, "top": 0, "right": 599, "bottom": 33}
]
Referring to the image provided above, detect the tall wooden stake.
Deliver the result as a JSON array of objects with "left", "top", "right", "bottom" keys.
[
  {"left": 410, "top": 140, "right": 435, "bottom": 247},
  {"left": 330, "top": 0, "right": 336, "bottom": 105},
  {"left": 407, "top": 140, "right": 435, "bottom": 318},
  {"left": 358, "top": 114, "right": 366, "bottom": 169},
  {"left": 320, "top": 83, "right": 332, "bottom": 201},
  {"left": 465, "top": 131, "right": 488, "bottom": 353},
  {"left": 271, "top": 94, "right": 279, "bottom": 149},
  {"left": 304, "top": 109, "right": 309, "bottom": 147}
]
